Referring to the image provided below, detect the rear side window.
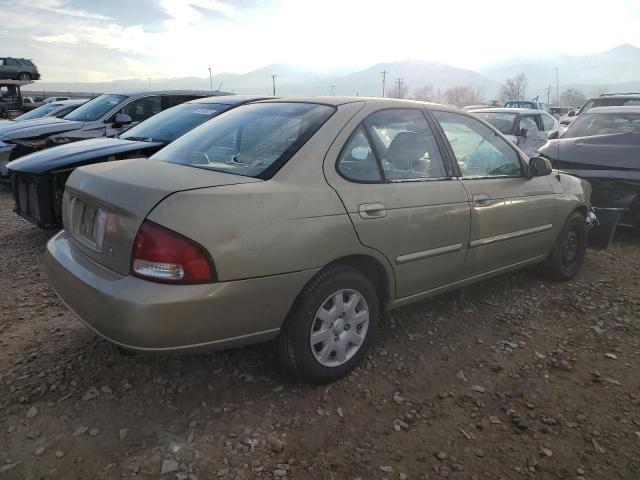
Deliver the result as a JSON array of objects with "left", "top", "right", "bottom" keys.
[
  {"left": 152, "top": 102, "right": 334, "bottom": 179},
  {"left": 337, "top": 126, "right": 382, "bottom": 181},
  {"left": 338, "top": 109, "right": 448, "bottom": 182},
  {"left": 541, "top": 113, "right": 555, "bottom": 131},
  {"left": 434, "top": 111, "right": 522, "bottom": 177}
]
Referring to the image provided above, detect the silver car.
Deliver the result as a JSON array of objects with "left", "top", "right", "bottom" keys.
[{"left": 45, "top": 97, "right": 592, "bottom": 384}]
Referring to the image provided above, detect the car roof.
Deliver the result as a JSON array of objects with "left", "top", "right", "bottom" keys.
[
  {"left": 255, "top": 96, "right": 461, "bottom": 112},
  {"left": 584, "top": 106, "right": 640, "bottom": 114},
  {"left": 470, "top": 107, "right": 544, "bottom": 115},
  {"left": 106, "top": 89, "right": 231, "bottom": 98},
  {"left": 187, "top": 95, "right": 274, "bottom": 106}
]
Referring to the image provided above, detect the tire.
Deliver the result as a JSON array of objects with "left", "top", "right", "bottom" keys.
[
  {"left": 19, "top": 73, "right": 31, "bottom": 81},
  {"left": 542, "top": 211, "right": 587, "bottom": 281},
  {"left": 276, "top": 265, "right": 379, "bottom": 384}
]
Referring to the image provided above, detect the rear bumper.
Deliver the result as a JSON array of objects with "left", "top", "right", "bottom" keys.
[{"left": 45, "top": 231, "right": 317, "bottom": 352}]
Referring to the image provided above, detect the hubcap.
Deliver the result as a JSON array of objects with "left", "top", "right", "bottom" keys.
[
  {"left": 310, "top": 289, "right": 369, "bottom": 368},
  {"left": 562, "top": 230, "right": 579, "bottom": 266}
]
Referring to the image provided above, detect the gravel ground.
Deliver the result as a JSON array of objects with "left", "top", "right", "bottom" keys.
[{"left": 1, "top": 185, "right": 640, "bottom": 480}]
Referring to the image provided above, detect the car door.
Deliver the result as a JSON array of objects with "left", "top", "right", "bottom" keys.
[
  {"left": 324, "top": 107, "right": 470, "bottom": 299},
  {"left": 104, "top": 95, "right": 162, "bottom": 136},
  {"left": 432, "top": 110, "right": 557, "bottom": 276},
  {"left": 4, "top": 58, "right": 20, "bottom": 79}
]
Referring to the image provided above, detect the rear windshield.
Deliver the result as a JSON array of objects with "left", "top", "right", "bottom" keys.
[
  {"left": 563, "top": 111, "right": 640, "bottom": 138},
  {"left": 14, "top": 103, "right": 59, "bottom": 121},
  {"left": 505, "top": 101, "right": 536, "bottom": 109},
  {"left": 474, "top": 112, "right": 517, "bottom": 134},
  {"left": 64, "top": 94, "right": 127, "bottom": 122},
  {"left": 151, "top": 102, "right": 335, "bottom": 179},
  {"left": 120, "top": 103, "right": 228, "bottom": 143}
]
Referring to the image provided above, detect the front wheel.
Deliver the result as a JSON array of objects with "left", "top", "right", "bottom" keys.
[
  {"left": 542, "top": 211, "right": 587, "bottom": 281},
  {"left": 276, "top": 265, "right": 379, "bottom": 384},
  {"left": 19, "top": 73, "right": 32, "bottom": 81}
]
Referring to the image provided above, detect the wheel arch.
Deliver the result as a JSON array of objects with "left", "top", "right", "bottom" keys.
[{"left": 326, "top": 254, "right": 394, "bottom": 309}]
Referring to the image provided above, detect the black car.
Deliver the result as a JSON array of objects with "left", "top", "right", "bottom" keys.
[
  {"left": 540, "top": 106, "right": 640, "bottom": 247},
  {"left": 560, "top": 93, "right": 640, "bottom": 126},
  {"left": 8, "top": 95, "right": 269, "bottom": 229},
  {"left": 0, "top": 90, "right": 221, "bottom": 168}
]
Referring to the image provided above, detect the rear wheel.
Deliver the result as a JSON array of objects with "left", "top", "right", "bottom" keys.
[
  {"left": 19, "top": 73, "right": 32, "bottom": 81},
  {"left": 542, "top": 211, "right": 587, "bottom": 281},
  {"left": 276, "top": 265, "right": 379, "bottom": 384}
]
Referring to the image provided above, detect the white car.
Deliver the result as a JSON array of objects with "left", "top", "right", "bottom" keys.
[
  {"left": 469, "top": 108, "right": 559, "bottom": 157},
  {"left": 43, "top": 96, "right": 70, "bottom": 104}
]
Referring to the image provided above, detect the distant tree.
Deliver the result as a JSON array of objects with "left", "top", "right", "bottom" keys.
[
  {"left": 413, "top": 85, "right": 435, "bottom": 102},
  {"left": 560, "top": 88, "right": 587, "bottom": 108},
  {"left": 498, "top": 73, "right": 528, "bottom": 102},
  {"left": 443, "top": 85, "right": 484, "bottom": 107},
  {"left": 388, "top": 80, "right": 409, "bottom": 99},
  {"left": 591, "top": 85, "right": 609, "bottom": 97}
]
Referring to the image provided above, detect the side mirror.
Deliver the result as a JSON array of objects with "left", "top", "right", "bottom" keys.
[
  {"left": 113, "top": 113, "right": 132, "bottom": 127},
  {"left": 528, "top": 156, "right": 553, "bottom": 177},
  {"left": 518, "top": 127, "right": 528, "bottom": 137},
  {"left": 547, "top": 130, "right": 559, "bottom": 140}
]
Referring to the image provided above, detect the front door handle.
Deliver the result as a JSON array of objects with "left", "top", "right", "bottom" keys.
[
  {"left": 358, "top": 202, "right": 387, "bottom": 219},
  {"left": 472, "top": 194, "right": 492, "bottom": 207}
]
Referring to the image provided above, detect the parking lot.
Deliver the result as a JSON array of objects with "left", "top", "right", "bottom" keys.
[{"left": 1, "top": 185, "right": 639, "bottom": 479}]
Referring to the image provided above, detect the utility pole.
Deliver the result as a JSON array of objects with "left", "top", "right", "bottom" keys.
[
  {"left": 208, "top": 67, "right": 213, "bottom": 92},
  {"left": 271, "top": 74, "right": 277, "bottom": 96},
  {"left": 556, "top": 67, "right": 560, "bottom": 107},
  {"left": 329, "top": 84, "right": 336, "bottom": 96},
  {"left": 546, "top": 85, "right": 552, "bottom": 105},
  {"left": 396, "top": 78, "right": 404, "bottom": 99},
  {"left": 381, "top": 70, "right": 388, "bottom": 98},
  {"left": 147, "top": 77, "right": 151, "bottom": 89}
]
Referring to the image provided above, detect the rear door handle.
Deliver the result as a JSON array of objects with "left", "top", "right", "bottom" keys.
[
  {"left": 472, "top": 194, "right": 492, "bottom": 207},
  {"left": 358, "top": 202, "right": 387, "bottom": 219}
]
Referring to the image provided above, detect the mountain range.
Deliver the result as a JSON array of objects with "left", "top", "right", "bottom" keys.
[{"left": 23, "top": 44, "right": 640, "bottom": 101}]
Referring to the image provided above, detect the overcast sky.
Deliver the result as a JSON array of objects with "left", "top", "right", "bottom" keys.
[{"left": 3, "top": 0, "right": 640, "bottom": 82}]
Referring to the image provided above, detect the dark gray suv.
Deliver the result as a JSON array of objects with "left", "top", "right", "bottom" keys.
[{"left": 0, "top": 58, "right": 41, "bottom": 81}]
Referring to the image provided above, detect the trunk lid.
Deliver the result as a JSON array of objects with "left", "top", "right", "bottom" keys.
[{"left": 63, "top": 158, "right": 261, "bottom": 275}]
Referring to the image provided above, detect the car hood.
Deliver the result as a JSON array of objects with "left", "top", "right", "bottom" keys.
[
  {"left": 63, "top": 158, "right": 262, "bottom": 275},
  {"left": 540, "top": 133, "right": 640, "bottom": 172},
  {"left": 0, "top": 117, "right": 84, "bottom": 141},
  {"left": 7, "top": 137, "right": 164, "bottom": 174}
]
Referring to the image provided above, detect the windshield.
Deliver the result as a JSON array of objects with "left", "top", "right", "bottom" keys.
[
  {"left": 474, "top": 112, "right": 517, "bottom": 135},
  {"left": 120, "top": 103, "right": 228, "bottom": 143},
  {"left": 14, "top": 103, "right": 60, "bottom": 121},
  {"left": 563, "top": 111, "right": 640, "bottom": 138},
  {"left": 152, "top": 102, "right": 334, "bottom": 179},
  {"left": 64, "top": 94, "right": 126, "bottom": 122}
]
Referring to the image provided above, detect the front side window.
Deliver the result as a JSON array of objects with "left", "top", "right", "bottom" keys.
[
  {"left": 64, "top": 94, "right": 127, "bottom": 122},
  {"left": 541, "top": 113, "right": 556, "bottom": 131},
  {"left": 152, "top": 102, "right": 334, "bottom": 179},
  {"left": 116, "top": 96, "right": 162, "bottom": 123},
  {"left": 519, "top": 115, "right": 541, "bottom": 133},
  {"left": 434, "top": 111, "right": 522, "bottom": 178}
]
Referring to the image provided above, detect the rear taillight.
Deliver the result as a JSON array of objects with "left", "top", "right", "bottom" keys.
[{"left": 131, "top": 221, "right": 215, "bottom": 284}]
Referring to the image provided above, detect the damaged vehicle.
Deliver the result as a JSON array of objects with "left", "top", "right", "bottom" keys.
[
  {"left": 0, "top": 90, "right": 219, "bottom": 164},
  {"left": 8, "top": 95, "right": 267, "bottom": 229},
  {"left": 470, "top": 108, "right": 558, "bottom": 157},
  {"left": 540, "top": 106, "right": 640, "bottom": 247},
  {"left": 45, "top": 97, "right": 592, "bottom": 384}
]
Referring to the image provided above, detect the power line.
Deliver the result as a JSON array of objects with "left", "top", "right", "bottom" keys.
[
  {"left": 381, "top": 70, "right": 388, "bottom": 98},
  {"left": 271, "top": 74, "right": 277, "bottom": 96}
]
